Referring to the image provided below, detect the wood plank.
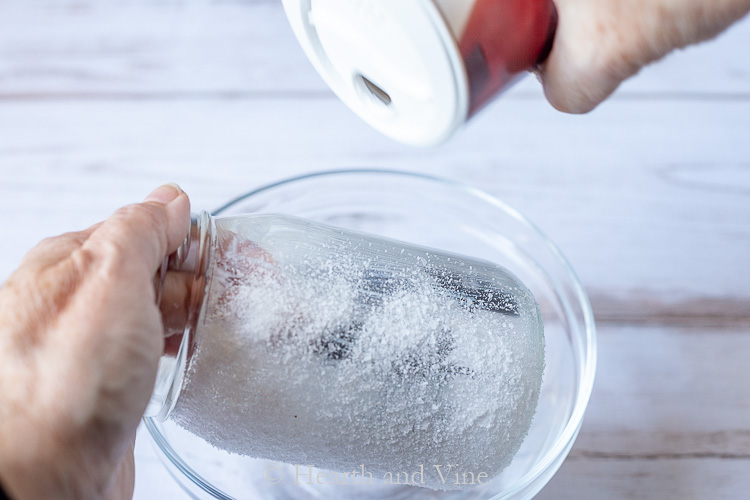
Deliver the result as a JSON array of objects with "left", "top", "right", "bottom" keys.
[
  {"left": 0, "top": 1, "right": 326, "bottom": 96},
  {"left": 536, "top": 458, "right": 750, "bottom": 500},
  {"left": 573, "top": 326, "right": 750, "bottom": 456},
  {"left": 537, "top": 324, "right": 750, "bottom": 499},
  {"left": 0, "top": 1, "right": 749, "bottom": 98},
  {"left": 1, "top": 97, "right": 749, "bottom": 323}
]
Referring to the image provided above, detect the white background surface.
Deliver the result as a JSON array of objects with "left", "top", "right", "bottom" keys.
[{"left": 1, "top": 1, "right": 749, "bottom": 498}]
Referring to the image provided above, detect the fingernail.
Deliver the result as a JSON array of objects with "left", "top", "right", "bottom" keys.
[{"left": 145, "top": 183, "right": 183, "bottom": 205}]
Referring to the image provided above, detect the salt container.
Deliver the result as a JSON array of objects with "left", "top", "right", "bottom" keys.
[{"left": 146, "top": 211, "right": 545, "bottom": 490}]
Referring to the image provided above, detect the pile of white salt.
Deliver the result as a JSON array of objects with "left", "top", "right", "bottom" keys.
[{"left": 171, "top": 215, "right": 544, "bottom": 491}]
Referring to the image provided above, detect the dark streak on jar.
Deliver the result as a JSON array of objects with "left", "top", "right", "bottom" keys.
[
  {"left": 395, "top": 326, "right": 475, "bottom": 382},
  {"left": 313, "top": 321, "right": 362, "bottom": 361},
  {"left": 429, "top": 268, "right": 520, "bottom": 315}
]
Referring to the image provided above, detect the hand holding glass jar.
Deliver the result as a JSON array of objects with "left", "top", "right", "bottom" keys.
[
  {"left": 0, "top": 183, "right": 546, "bottom": 497},
  {"left": 0, "top": 184, "right": 191, "bottom": 500}
]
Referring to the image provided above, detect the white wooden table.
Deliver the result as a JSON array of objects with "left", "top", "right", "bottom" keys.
[{"left": 1, "top": 1, "right": 749, "bottom": 498}]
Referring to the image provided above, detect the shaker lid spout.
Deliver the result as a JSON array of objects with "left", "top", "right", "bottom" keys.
[{"left": 282, "top": 0, "right": 469, "bottom": 147}]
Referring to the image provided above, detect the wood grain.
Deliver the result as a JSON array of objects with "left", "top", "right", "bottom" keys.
[
  {"left": 537, "top": 325, "right": 750, "bottom": 500},
  {"left": 0, "top": 1, "right": 749, "bottom": 99},
  {"left": 537, "top": 458, "right": 750, "bottom": 500}
]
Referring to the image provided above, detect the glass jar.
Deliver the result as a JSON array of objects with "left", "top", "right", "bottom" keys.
[{"left": 146, "top": 210, "right": 544, "bottom": 490}]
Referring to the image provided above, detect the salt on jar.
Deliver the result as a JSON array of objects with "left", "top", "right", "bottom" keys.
[{"left": 146, "top": 211, "right": 544, "bottom": 491}]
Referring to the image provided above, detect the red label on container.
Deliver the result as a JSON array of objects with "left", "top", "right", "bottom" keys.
[{"left": 451, "top": 0, "right": 557, "bottom": 115}]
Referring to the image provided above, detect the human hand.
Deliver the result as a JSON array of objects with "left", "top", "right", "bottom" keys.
[
  {"left": 539, "top": 0, "right": 750, "bottom": 112},
  {"left": 0, "top": 184, "right": 190, "bottom": 500}
]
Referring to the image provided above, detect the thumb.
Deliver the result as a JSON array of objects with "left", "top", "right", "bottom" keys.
[
  {"left": 538, "top": 0, "right": 642, "bottom": 113},
  {"left": 83, "top": 184, "right": 191, "bottom": 280}
]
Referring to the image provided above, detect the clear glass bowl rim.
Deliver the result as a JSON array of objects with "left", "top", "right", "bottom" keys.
[{"left": 144, "top": 168, "right": 598, "bottom": 500}]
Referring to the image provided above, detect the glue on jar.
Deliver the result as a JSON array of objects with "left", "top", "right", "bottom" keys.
[
  {"left": 146, "top": 211, "right": 544, "bottom": 491},
  {"left": 282, "top": 0, "right": 557, "bottom": 146}
]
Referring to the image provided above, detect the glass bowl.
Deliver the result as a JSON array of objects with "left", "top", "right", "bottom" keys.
[{"left": 145, "top": 169, "right": 597, "bottom": 500}]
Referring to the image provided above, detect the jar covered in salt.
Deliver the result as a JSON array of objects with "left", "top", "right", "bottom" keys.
[{"left": 146, "top": 211, "right": 544, "bottom": 491}]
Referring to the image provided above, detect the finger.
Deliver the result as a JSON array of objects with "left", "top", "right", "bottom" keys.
[
  {"left": 160, "top": 269, "right": 193, "bottom": 339},
  {"left": 539, "top": 0, "right": 637, "bottom": 114},
  {"left": 19, "top": 226, "right": 99, "bottom": 271},
  {"left": 540, "top": 51, "right": 626, "bottom": 114},
  {"left": 83, "top": 184, "right": 191, "bottom": 279}
]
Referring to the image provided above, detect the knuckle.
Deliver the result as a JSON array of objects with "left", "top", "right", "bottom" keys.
[
  {"left": 73, "top": 239, "right": 125, "bottom": 288},
  {"left": 96, "top": 202, "right": 169, "bottom": 272},
  {"left": 122, "top": 202, "right": 168, "bottom": 241},
  {"left": 69, "top": 245, "right": 98, "bottom": 276},
  {"left": 117, "top": 202, "right": 167, "bottom": 233},
  {"left": 37, "top": 235, "right": 62, "bottom": 247}
]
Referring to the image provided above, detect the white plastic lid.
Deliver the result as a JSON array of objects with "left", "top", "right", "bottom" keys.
[{"left": 282, "top": 0, "right": 469, "bottom": 147}]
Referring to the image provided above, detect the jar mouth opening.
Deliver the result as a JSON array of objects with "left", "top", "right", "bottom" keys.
[{"left": 146, "top": 211, "right": 215, "bottom": 421}]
